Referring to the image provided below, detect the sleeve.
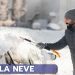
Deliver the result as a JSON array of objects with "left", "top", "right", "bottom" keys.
[{"left": 45, "top": 35, "right": 67, "bottom": 50}]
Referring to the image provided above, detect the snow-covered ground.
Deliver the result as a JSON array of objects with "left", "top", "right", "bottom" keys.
[{"left": 0, "top": 27, "right": 73, "bottom": 75}]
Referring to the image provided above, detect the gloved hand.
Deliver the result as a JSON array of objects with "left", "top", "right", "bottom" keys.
[{"left": 36, "top": 42, "right": 46, "bottom": 49}]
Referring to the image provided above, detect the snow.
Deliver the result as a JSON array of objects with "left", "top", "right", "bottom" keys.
[
  {"left": 0, "top": 27, "right": 73, "bottom": 75},
  {"left": 47, "top": 23, "right": 61, "bottom": 30},
  {"left": 20, "top": 28, "right": 73, "bottom": 75}
]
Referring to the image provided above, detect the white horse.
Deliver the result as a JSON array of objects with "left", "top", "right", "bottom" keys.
[
  {"left": 5, "top": 36, "right": 43, "bottom": 64},
  {"left": 0, "top": 30, "right": 44, "bottom": 64}
]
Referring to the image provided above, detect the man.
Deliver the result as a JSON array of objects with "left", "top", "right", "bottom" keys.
[{"left": 37, "top": 9, "right": 75, "bottom": 75}]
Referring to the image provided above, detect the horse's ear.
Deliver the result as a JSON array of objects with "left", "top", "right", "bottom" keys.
[{"left": 5, "top": 51, "right": 15, "bottom": 65}]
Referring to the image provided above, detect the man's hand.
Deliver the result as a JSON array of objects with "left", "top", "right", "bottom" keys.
[{"left": 36, "top": 42, "right": 46, "bottom": 49}]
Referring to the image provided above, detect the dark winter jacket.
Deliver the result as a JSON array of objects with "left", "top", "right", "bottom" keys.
[{"left": 45, "top": 26, "right": 75, "bottom": 68}]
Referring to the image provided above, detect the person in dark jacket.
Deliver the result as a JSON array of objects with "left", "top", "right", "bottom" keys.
[{"left": 37, "top": 9, "right": 75, "bottom": 75}]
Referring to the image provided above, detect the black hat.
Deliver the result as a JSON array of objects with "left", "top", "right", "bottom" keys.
[{"left": 65, "top": 9, "right": 75, "bottom": 20}]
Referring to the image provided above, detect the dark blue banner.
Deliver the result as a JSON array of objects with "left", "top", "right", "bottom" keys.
[{"left": 0, "top": 64, "right": 58, "bottom": 74}]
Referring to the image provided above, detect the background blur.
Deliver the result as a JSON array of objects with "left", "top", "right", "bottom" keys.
[{"left": 0, "top": 0, "right": 75, "bottom": 29}]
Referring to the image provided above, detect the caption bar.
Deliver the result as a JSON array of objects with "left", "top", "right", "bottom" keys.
[{"left": 0, "top": 64, "right": 58, "bottom": 74}]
